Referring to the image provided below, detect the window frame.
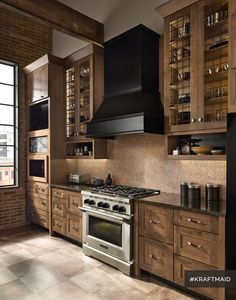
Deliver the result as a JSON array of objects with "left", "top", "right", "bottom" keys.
[{"left": 0, "top": 59, "right": 19, "bottom": 188}]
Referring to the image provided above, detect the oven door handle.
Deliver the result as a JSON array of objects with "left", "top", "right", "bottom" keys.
[{"left": 80, "top": 206, "right": 133, "bottom": 223}]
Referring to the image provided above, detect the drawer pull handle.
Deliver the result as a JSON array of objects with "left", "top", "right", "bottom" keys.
[
  {"left": 187, "top": 241, "right": 202, "bottom": 249},
  {"left": 72, "top": 201, "right": 79, "bottom": 208},
  {"left": 40, "top": 218, "right": 46, "bottom": 222},
  {"left": 56, "top": 222, "right": 62, "bottom": 228},
  {"left": 72, "top": 225, "right": 78, "bottom": 231},
  {"left": 149, "top": 254, "right": 161, "bottom": 260},
  {"left": 56, "top": 204, "right": 62, "bottom": 209},
  {"left": 41, "top": 201, "right": 46, "bottom": 206},
  {"left": 187, "top": 218, "right": 201, "bottom": 224},
  {"left": 149, "top": 219, "right": 161, "bottom": 225}
]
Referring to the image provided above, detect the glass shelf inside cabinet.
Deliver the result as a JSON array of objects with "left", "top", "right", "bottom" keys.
[
  {"left": 79, "top": 60, "right": 91, "bottom": 136},
  {"left": 66, "top": 67, "right": 76, "bottom": 138},
  {"left": 203, "top": 0, "right": 228, "bottom": 123},
  {"left": 169, "top": 14, "right": 191, "bottom": 126}
]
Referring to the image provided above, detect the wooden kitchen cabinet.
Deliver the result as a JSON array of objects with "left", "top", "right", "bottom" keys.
[
  {"left": 139, "top": 203, "right": 173, "bottom": 244},
  {"left": 51, "top": 188, "right": 82, "bottom": 243},
  {"left": 139, "top": 236, "right": 173, "bottom": 281},
  {"left": 164, "top": 0, "right": 229, "bottom": 133},
  {"left": 63, "top": 44, "right": 107, "bottom": 159},
  {"left": 26, "top": 64, "right": 48, "bottom": 103},
  {"left": 134, "top": 201, "right": 225, "bottom": 300},
  {"left": 27, "top": 182, "right": 49, "bottom": 229}
]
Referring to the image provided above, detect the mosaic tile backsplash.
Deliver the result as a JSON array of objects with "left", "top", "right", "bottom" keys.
[{"left": 74, "top": 134, "right": 226, "bottom": 199}]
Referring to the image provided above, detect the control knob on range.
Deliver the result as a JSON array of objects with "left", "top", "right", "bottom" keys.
[
  {"left": 102, "top": 203, "right": 110, "bottom": 209},
  {"left": 118, "top": 206, "right": 126, "bottom": 213},
  {"left": 97, "top": 202, "right": 103, "bottom": 207},
  {"left": 112, "top": 205, "right": 119, "bottom": 211},
  {"left": 84, "top": 199, "right": 90, "bottom": 204},
  {"left": 88, "top": 200, "right": 95, "bottom": 205}
]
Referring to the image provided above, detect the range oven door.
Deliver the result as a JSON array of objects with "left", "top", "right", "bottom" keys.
[{"left": 81, "top": 207, "right": 132, "bottom": 262}]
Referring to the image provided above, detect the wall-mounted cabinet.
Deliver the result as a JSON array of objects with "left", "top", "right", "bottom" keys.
[
  {"left": 64, "top": 44, "right": 107, "bottom": 159},
  {"left": 164, "top": 0, "right": 229, "bottom": 133}
]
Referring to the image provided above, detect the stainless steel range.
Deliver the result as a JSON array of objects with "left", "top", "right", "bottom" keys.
[{"left": 81, "top": 185, "right": 160, "bottom": 275}]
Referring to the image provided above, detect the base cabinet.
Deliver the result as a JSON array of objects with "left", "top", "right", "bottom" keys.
[
  {"left": 51, "top": 188, "right": 82, "bottom": 242},
  {"left": 27, "top": 182, "right": 49, "bottom": 229},
  {"left": 174, "top": 255, "right": 219, "bottom": 300},
  {"left": 135, "top": 203, "right": 225, "bottom": 300},
  {"left": 139, "top": 236, "right": 173, "bottom": 281}
]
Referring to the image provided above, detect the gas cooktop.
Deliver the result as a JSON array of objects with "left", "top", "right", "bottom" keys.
[{"left": 90, "top": 185, "right": 160, "bottom": 199}]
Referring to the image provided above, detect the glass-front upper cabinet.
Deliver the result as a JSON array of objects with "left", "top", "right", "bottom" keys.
[
  {"left": 65, "top": 65, "right": 76, "bottom": 138},
  {"left": 201, "top": 0, "right": 228, "bottom": 129},
  {"left": 169, "top": 14, "right": 191, "bottom": 126},
  {"left": 65, "top": 56, "right": 93, "bottom": 140}
]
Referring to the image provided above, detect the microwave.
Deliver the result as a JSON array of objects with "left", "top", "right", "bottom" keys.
[{"left": 28, "top": 155, "right": 48, "bottom": 182}]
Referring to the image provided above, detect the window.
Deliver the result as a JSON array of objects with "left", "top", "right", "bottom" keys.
[{"left": 0, "top": 60, "right": 18, "bottom": 188}]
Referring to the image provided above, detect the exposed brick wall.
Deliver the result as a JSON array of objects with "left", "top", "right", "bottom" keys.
[{"left": 0, "top": 6, "right": 52, "bottom": 230}]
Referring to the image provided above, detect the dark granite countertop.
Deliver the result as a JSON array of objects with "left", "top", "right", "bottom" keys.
[
  {"left": 137, "top": 192, "right": 226, "bottom": 217},
  {"left": 50, "top": 183, "right": 92, "bottom": 192},
  {"left": 50, "top": 184, "right": 225, "bottom": 217}
]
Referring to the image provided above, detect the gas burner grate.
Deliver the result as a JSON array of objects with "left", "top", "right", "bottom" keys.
[{"left": 91, "top": 185, "right": 160, "bottom": 198}]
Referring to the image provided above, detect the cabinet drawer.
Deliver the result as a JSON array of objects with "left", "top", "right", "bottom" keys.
[
  {"left": 139, "top": 236, "right": 173, "bottom": 281},
  {"left": 66, "top": 214, "right": 82, "bottom": 241},
  {"left": 28, "top": 182, "right": 49, "bottom": 195},
  {"left": 52, "top": 189, "right": 67, "bottom": 199},
  {"left": 139, "top": 204, "right": 173, "bottom": 244},
  {"left": 28, "top": 193, "right": 48, "bottom": 212},
  {"left": 67, "top": 193, "right": 82, "bottom": 216},
  {"left": 174, "top": 210, "right": 219, "bottom": 234},
  {"left": 52, "top": 198, "right": 66, "bottom": 217},
  {"left": 29, "top": 207, "right": 49, "bottom": 229},
  {"left": 52, "top": 216, "right": 66, "bottom": 235},
  {"left": 174, "top": 226, "right": 219, "bottom": 267},
  {"left": 174, "top": 255, "right": 218, "bottom": 300}
]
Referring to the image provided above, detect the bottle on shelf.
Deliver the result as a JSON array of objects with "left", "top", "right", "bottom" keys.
[{"left": 105, "top": 173, "right": 112, "bottom": 186}]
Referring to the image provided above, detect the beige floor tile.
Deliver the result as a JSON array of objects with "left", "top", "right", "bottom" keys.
[
  {"left": 0, "top": 268, "right": 17, "bottom": 285},
  {"left": 0, "top": 279, "right": 40, "bottom": 300},
  {"left": 19, "top": 268, "right": 66, "bottom": 293},
  {"left": 8, "top": 259, "right": 51, "bottom": 278},
  {"left": 0, "top": 249, "right": 34, "bottom": 267}
]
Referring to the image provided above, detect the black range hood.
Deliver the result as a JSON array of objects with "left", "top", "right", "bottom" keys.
[{"left": 87, "top": 25, "right": 164, "bottom": 138}]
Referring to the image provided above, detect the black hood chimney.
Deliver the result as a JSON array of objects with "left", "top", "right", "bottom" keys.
[{"left": 87, "top": 25, "right": 164, "bottom": 137}]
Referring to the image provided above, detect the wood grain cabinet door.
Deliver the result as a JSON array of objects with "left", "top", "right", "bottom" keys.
[
  {"left": 52, "top": 198, "right": 66, "bottom": 217},
  {"left": 67, "top": 193, "right": 82, "bottom": 216},
  {"left": 174, "top": 210, "right": 219, "bottom": 234},
  {"left": 66, "top": 214, "right": 82, "bottom": 242},
  {"left": 139, "top": 236, "right": 173, "bottom": 281},
  {"left": 28, "top": 192, "right": 48, "bottom": 212},
  {"left": 29, "top": 207, "right": 49, "bottom": 229},
  {"left": 139, "top": 204, "right": 173, "bottom": 244},
  {"left": 174, "top": 255, "right": 218, "bottom": 300},
  {"left": 174, "top": 225, "right": 219, "bottom": 267},
  {"left": 52, "top": 215, "right": 66, "bottom": 235},
  {"left": 31, "top": 64, "right": 49, "bottom": 102}
]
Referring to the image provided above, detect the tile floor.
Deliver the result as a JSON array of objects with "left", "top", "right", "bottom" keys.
[{"left": 0, "top": 226, "right": 197, "bottom": 300}]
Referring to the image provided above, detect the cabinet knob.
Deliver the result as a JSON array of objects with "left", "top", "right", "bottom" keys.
[
  {"left": 198, "top": 117, "right": 203, "bottom": 122},
  {"left": 149, "top": 219, "right": 161, "bottom": 225},
  {"left": 187, "top": 241, "right": 202, "bottom": 249},
  {"left": 187, "top": 217, "right": 201, "bottom": 224},
  {"left": 149, "top": 254, "right": 161, "bottom": 260},
  {"left": 191, "top": 118, "right": 196, "bottom": 123}
]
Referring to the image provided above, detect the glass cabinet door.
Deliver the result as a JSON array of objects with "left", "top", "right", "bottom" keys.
[
  {"left": 77, "top": 56, "right": 92, "bottom": 136},
  {"left": 168, "top": 13, "right": 192, "bottom": 128},
  {"left": 65, "top": 65, "right": 76, "bottom": 138},
  {"left": 202, "top": 0, "right": 228, "bottom": 127}
]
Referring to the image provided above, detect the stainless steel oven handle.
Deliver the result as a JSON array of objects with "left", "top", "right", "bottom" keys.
[{"left": 80, "top": 206, "right": 133, "bottom": 221}]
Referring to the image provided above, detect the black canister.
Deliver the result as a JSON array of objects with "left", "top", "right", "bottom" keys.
[
  {"left": 180, "top": 182, "right": 189, "bottom": 206},
  {"left": 205, "top": 183, "right": 220, "bottom": 211},
  {"left": 188, "top": 183, "right": 201, "bottom": 209}
]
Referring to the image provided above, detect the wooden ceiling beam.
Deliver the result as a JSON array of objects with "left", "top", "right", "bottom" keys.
[{"left": 0, "top": 0, "right": 104, "bottom": 44}]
